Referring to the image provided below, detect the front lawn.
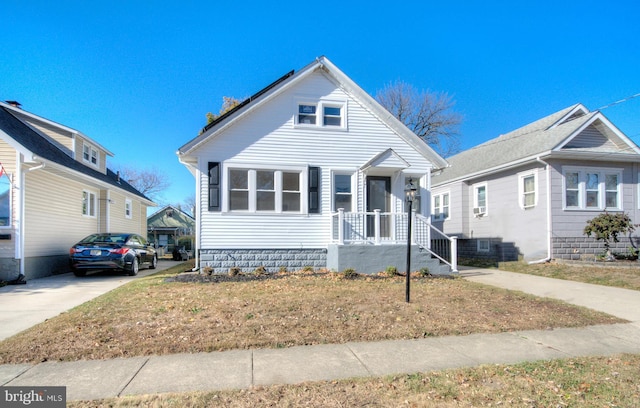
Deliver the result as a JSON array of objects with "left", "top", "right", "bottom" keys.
[{"left": 0, "top": 262, "right": 623, "bottom": 364}]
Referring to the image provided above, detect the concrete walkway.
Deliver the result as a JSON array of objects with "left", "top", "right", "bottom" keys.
[{"left": 1, "top": 266, "right": 639, "bottom": 402}]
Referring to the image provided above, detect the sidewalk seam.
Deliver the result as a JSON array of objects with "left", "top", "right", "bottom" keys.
[
  {"left": 117, "top": 357, "right": 150, "bottom": 397},
  {"left": 346, "top": 344, "right": 373, "bottom": 376}
]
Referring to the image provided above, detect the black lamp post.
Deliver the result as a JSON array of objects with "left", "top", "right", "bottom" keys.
[{"left": 405, "top": 178, "right": 417, "bottom": 303}]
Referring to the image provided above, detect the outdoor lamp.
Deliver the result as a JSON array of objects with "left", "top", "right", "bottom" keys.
[{"left": 404, "top": 178, "right": 417, "bottom": 302}]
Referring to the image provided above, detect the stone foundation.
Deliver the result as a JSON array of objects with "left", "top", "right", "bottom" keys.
[
  {"left": 199, "top": 248, "right": 327, "bottom": 274},
  {"left": 552, "top": 236, "right": 639, "bottom": 261}
]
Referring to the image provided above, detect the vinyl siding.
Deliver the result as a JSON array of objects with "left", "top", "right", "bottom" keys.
[
  {"left": 107, "top": 190, "right": 147, "bottom": 235},
  {"left": 548, "top": 159, "right": 639, "bottom": 237},
  {"left": 434, "top": 163, "right": 549, "bottom": 260},
  {"left": 23, "top": 171, "right": 100, "bottom": 257},
  {"left": 193, "top": 70, "right": 434, "bottom": 249}
]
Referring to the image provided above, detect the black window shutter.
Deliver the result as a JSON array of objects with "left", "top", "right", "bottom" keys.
[
  {"left": 309, "top": 166, "right": 320, "bottom": 214},
  {"left": 208, "top": 162, "right": 220, "bottom": 211}
]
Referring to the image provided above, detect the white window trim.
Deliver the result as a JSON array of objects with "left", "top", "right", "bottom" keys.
[
  {"left": 125, "top": 198, "right": 132, "bottom": 219},
  {"left": 518, "top": 171, "right": 537, "bottom": 209},
  {"left": 82, "top": 190, "right": 97, "bottom": 217},
  {"left": 432, "top": 191, "right": 450, "bottom": 221},
  {"left": 473, "top": 183, "right": 488, "bottom": 216},
  {"left": 223, "top": 164, "right": 308, "bottom": 214},
  {"left": 332, "top": 170, "right": 355, "bottom": 212},
  {"left": 82, "top": 142, "right": 100, "bottom": 168},
  {"left": 562, "top": 166, "right": 623, "bottom": 211},
  {"left": 294, "top": 98, "right": 347, "bottom": 130},
  {"left": 477, "top": 239, "right": 490, "bottom": 252}
]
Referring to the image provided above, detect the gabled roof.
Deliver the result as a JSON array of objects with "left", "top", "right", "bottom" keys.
[
  {"left": 0, "top": 106, "right": 153, "bottom": 204},
  {"left": 177, "top": 56, "right": 449, "bottom": 170},
  {"left": 432, "top": 104, "right": 640, "bottom": 185},
  {"left": 148, "top": 205, "right": 194, "bottom": 229}
]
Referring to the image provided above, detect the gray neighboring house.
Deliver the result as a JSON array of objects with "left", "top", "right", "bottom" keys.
[{"left": 431, "top": 103, "right": 640, "bottom": 262}]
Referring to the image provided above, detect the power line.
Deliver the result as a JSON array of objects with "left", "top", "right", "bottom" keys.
[{"left": 595, "top": 92, "right": 640, "bottom": 111}]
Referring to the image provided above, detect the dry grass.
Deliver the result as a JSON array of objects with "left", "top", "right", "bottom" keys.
[
  {"left": 0, "top": 262, "right": 623, "bottom": 365},
  {"left": 498, "top": 260, "right": 640, "bottom": 291},
  {"left": 68, "top": 354, "right": 640, "bottom": 407}
]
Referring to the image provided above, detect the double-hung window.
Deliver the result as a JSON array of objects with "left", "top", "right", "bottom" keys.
[
  {"left": 296, "top": 100, "right": 345, "bottom": 128},
  {"left": 432, "top": 192, "right": 449, "bottom": 220},
  {"left": 473, "top": 183, "right": 487, "bottom": 215},
  {"left": 82, "top": 191, "right": 96, "bottom": 217},
  {"left": 520, "top": 173, "right": 536, "bottom": 209},
  {"left": 228, "top": 168, "right": 302, "bottom": 213},
  {"left": 563, "top": 167, "right": 622, "bottom": 210},
  {"left": 83, "top": 143, "right": 99, "bottom": 167},
  {"left": 333, "top": 173, "right": 352, "bottom": 211},
  {"left": 125, "top": 198, "right": 132, "bottom": 219}
]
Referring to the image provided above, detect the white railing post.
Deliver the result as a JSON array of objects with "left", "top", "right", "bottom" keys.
[
  {"left": 374, "top": 209, "right": 381, "bottom": 245},
  {"left": 451, "top": 236, "right": 458, "bottom": 273},
  {"left": 337, "top": 209, "right": 345, "bottom": 245}
]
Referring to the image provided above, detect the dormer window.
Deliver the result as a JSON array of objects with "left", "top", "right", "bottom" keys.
[
  {"left": 296, "top": 100, "right": 346, "bottom": 129},
  {"left": 83, "top": 143, "right": 99, "bottom": 168}
]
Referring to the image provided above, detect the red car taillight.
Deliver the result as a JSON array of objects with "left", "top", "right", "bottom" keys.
[
  {"left": 109, "top": 248, "right": 128, "bottom": 255},
  {"left": 70, "top": 248, "right": 81, "bottom": 254}
]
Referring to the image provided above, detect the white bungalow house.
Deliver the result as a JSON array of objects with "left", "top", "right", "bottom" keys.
[
  {"left": 177, "top": 57, "right": 457, "bottom": 274},
  {"left": 0, "top": 101, "right": 155, "bottom": 281},
  {"left": 431, "top": 103, "right": 640, "bottom": 263}
]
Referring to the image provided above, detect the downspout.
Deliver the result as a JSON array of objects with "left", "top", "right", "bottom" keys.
[
  {"left": 529, "top": 157, "right": 552, "bottom": 264},
  {"left": 17, "top": 160, "right": 46, "bottom": 279}
]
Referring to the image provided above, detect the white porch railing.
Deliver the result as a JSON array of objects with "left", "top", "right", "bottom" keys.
[{"left": 330, "top": 209, "right": 458, "bottom": 273}]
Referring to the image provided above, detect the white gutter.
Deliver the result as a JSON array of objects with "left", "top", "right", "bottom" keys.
[{"left": 529, "top": 157, "right": 552, "bottom": 264}]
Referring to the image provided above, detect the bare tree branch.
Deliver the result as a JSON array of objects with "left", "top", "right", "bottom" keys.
[
  {"left": 116, "top": 165, "right": 170, "bottom": 201},
  {"left": 376, "top": 80, "right": 463, "bottom": 157}
]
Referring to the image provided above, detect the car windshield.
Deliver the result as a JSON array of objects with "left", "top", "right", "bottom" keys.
[{"left": 81, "top": 234, "right": 128, "bottom": 245}]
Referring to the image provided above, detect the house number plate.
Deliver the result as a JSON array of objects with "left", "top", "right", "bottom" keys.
[{"left": 90, "top": 249, "right": 102, "bottom": 256}]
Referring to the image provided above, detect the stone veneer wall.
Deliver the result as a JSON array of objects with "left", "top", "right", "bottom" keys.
[
  {"left": 552, "top": 236, "right": 639, "bottom": 261},
  {"left": 199, "top": 248, "right": 327, "bottom": 274}
]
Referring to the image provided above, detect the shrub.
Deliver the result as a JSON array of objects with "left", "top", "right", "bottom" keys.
[
  {"left": 342, "top": 268, "right": 358, "bottom": 279},
  {"left": 202, "top": 266, "right": 213, "bottom": 276},
  {"left": 385, "top": 266, "right": 398, "bottom": 277},
  {"left": 278, "top": 266, "right": 288, "bottom": 273},
  {"left": 254, "top": 266, "right": 267, "bottom": 276},
  {"left": 584, "top": 212, "right": 635, "bottom": 261},
  {"left": 419, "top": 267, "right": 431, "bottom": 277},
  {"left": 228, "top": 267, "right": 241, "bottom": 277}
]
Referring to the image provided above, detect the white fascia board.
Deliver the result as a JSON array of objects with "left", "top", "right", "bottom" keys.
[
  {"left": 0, "top": 129, "right": 36, "bottom": 160},
  {"left": 554, "top": 111, "right": 640, "bottom": 154},
  {"left": 179, "top": 61, "right": 322, "bottom": 156},
  {"left": 319, "top": 58, "right": 449, "bottom": 170},
  {"left": 0, "top": 101, "right": 114, "bottom": 157},
  {"left": 546, "top": 103, "right": 589, "bottom": 130},
  {"left": 432, "top": 153, "right": 552, "bottom": 187}
]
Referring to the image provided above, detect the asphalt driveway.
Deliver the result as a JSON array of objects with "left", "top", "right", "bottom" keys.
[{"left": 0, "top": 260, "right": 177, "bottom": 341}]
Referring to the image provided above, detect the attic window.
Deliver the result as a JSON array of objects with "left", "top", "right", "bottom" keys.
[
  {"left": 296, "top": 100, "right": 346, "bottom": 129},
  {"left": 83, "top": 143, "right": 99, "bottom": 168}
]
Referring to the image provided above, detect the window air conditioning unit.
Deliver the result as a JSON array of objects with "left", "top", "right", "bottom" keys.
[{"left": 473, "top": 206, "right": 486, "bottom": 216}]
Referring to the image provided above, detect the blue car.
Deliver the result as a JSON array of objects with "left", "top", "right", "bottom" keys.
[{"left": 69, "top": 233, "right": 157, "bottom": 277}]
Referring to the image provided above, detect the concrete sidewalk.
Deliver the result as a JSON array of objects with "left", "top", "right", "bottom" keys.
[{"left": 1, "top": 267, "right": 639, "bottom": 402}]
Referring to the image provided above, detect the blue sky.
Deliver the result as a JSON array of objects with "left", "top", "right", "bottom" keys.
[{"left": 3, "top": 1, "right": 639, "bottom": 209}]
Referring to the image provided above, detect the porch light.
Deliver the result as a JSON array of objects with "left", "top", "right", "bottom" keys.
[{"left": 404, "top": 178, "right": 417, "bottom": 303}]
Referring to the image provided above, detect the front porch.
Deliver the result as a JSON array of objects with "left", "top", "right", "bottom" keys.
[{"left": 329, "top": 209, "right": 458, "bottom": 274}]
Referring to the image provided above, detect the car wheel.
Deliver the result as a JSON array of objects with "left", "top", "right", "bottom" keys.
[
  {"left": 128, "top": 257, "right": 139, "bottom": 276},
  {"left": 149, "top": 254, "right": 157, "bottom": 269},
  {"left": 73, "top": 270, "right": 87, "bottom": 277}
]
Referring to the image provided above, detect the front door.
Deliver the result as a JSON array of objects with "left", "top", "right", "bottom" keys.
[{"left": 366, "top": 176, "right": 391, "bottom": 238}]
